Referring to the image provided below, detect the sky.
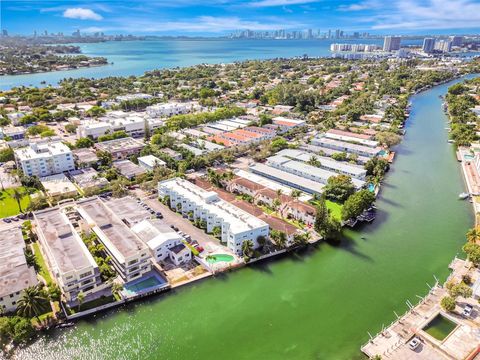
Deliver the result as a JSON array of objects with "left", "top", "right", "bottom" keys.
[{"left": 1, "top": 0, "right": 480, "bottom": 36}]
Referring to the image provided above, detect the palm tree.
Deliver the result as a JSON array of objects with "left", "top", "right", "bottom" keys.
[
  {"left": 466, "top": 228, "right": 480, "bottom": 243},
  {"left": 12, "top": 187, "right": 25, "bottom": 213},
  {"left": 241, "top": 240, "right": 254, "bottom": 257},
  {"left": 16, "top": 285, "right": 48, "bottom": 323},
  {"left": 77, "top": 291, "right": 85, "bottom": 311},
  {"left": 111, "top": 283, "right": 123, "bottom": 298},
  {"left": 307, "top": 155, "right": 320, "bottom": 167}
]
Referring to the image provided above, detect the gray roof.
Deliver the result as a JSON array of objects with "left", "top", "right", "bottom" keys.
[
  {"left": 34, "top": 207, "right": 97, "bottom": 274},
  {"left": 0, "top": 227, "right": 38, "bottom": 298},
  {"left": 77, "top": 198, "right": 148, "bottom": 261}
]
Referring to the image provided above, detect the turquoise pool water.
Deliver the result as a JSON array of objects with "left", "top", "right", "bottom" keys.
[
  {"left": 123, "top": 275, "right": 165, "bottom": 296},
  {"left": 464, "top": 154, "right": 475, "bottom": 160},
  {"left": 378, "top": 150, "right": 388, "bottom": 157},
  {"left": 368, "top": 183, "right": 375, "bottom": 192},
  {"left": 207, "top": 254, "right": 235, "bottom": 263}
]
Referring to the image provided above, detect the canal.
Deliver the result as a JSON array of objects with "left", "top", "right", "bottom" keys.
[{"left": 15, "top": 76, "right": 476, "bottom": 360}]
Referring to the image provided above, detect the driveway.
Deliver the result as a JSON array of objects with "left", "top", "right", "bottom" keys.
[{"left": 142, "top": 197, "right": 222, "bottom": 250}]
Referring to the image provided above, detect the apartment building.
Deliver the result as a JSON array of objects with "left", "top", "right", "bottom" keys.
[
  {"left": 276, "top": 149, "right": 367, "bottom": 180},
  {"left": 131, "top": 219, "right": 192, "bottom": 265},
  {"left": 94, "top": 137, "right": 144, "bottom": 160},
  {"left": 311, "top": 136, "right": 383, "bottom": 158},
  {"left": 34, "top": 207, "right": 103, "bottom": 302},
  {"left": 0, "top": 227, "right": 38, "bottom": 313},
  {"left": 77, "top": 116, "right": 163, "bottom": 139},
  {"left": 15, "top": 142, "right": 75, "bottom": 177},
  {"left": 77, "top": 198, "right": 151, "bottom": 282},
  {"left": 266, "top": 155, "right": 365, "bottom": 188},
  {"left": 158, "top": 178, "right": 269, "bottom": 255},
  {"left": 146, "top": 102, "right": 200, "bottom": 117}
]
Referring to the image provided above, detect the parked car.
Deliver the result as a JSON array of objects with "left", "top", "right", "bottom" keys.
[
  {"left": 463, "top": 304, "right": 474, "bottom": 317},
  {"left": 408, "top": 337, "right": 420, "bottom": 351},
  {"left": 3, "top": 218, "right": 11, "bottom": 223},
  {"left": 196, "top": 246, "right": 204, "bottom": 253}
]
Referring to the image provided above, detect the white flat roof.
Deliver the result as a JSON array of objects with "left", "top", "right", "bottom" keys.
[
  {"left": 159, "top": 178, "right": 268, "bottom": 234},
  {"left": 233, "top": 169, "right": 312, "bottom": 202},
  {"left": 276, "top": 149, "right": 367, "bottom": 178},
  {"left": 250, "top": 163, "right": 325, "bottom": 194}
]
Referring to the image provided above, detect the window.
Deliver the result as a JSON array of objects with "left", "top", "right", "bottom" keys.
[
  {"left": 79, "top": 271, "right": 92, "bottom": 279},
  {"left": 128, "top": 259, "right": 138, "bottom": 266}
]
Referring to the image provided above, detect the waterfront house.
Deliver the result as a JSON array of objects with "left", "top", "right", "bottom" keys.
[{"left": 0, "top": 227, "right": 39, "bottom": 313}]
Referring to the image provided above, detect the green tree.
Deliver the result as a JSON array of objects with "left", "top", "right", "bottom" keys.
[
  {"left": 16, "top": 285, "right": 49, "bottom": 323},
  {"left": 241, "top": 240, "right": 254, "bottom": 258},
  {"left": 341, "top": 190, "right": 375, "bottom": 221},
  {"left": 440, "top": 296, "right": 456, "bottom": 312},
  {"left": 77, "top": 291, "right": 85, "bottom": 311},
  {"left": 323, "top": 175, "right": 356, "bottom": 203},
  {"left": 463, "top": 242, "right": 480, "bottom": 265},
  {"left": 86, "top": 105, "right": 106, "bottom": 117},
  {"left": 11, "top": 187, "right": 25, "bottom": 213},
  {"left": 75, "top": 137, "right": 94, "bottom": 148}
]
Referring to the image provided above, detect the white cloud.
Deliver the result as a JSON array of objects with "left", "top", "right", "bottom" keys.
[
  {"left": 249, "top": 0, "right": 318, "bottom": 7},
  {"left": 369, "top": 0, "right": 480, "bottom": 30},
  {"left": 63, "top": 8, "right": 103, "bottom": 21},
  {"left": 338, "top": 1, "right": 379, "bottom": 11},
  {"left": 82, "top": 15, "right": 304, "bottom": 33}
]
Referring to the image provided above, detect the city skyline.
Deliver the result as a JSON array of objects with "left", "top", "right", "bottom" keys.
[{"left": 1, "top": 0, "right": 480, "bottom": 36}]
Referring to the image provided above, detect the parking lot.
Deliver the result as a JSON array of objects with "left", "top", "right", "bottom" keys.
[{"left": 141, "top": 196, "right": 222, "bottom": 252}]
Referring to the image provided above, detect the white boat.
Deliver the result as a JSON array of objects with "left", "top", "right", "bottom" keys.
[{"left": 459, "top": 192, "right": 470, "bottom": 200}]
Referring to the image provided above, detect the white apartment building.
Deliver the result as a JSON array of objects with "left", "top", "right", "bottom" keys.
[
  {"left": 323, "top": 131, "right": 379, "bottom": 148},
  {"left": 311, "top": 136, "right": 382, "bottom": 158},
  {"left": 15, "top": 142, "right": 75, "bottom": 177},
  {"left": 138, "top": 155, "right": 166, "bottom": 171},
  {"left": 77, "top": 115, "right": 164, "bottom": 139},
  {"left": 77, "top": 198, "right": 152, "bottom": 282},
  {"left": 131, "top": 219, "right": 192, "bottom": 265},
  {"left": 266, "top": 155, "right": 365, "bottom": 189},
  {"left": 383, "top": 36, "right": 401, "bottom": 52},
  {"left": 158, "top": 178, "right": 269, "bottom": 255},
  {"left": 276, "top": 149, "right": 367, "bottom": 180},
  {"left": 34, "top": 207, "right": 103, "bottom": 302},
  {"left": 0, "top": 227, "right": 38, "bottom": 313},
  {"left": 146, "top": 102, "right": 200, "bottom": 117}
]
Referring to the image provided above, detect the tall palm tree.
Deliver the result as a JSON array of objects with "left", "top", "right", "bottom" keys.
[
  {"left": 12, "top": 187, "right": 25, "bottom": 213},
  {"left": 241, "top": 240, "right": 254, "bottom": 257},
  {"left": 16, "top": 285, "right": 48, "bottom": 323},
  {"left": 77, "top": 291, "right": 85, "bottom": 311},
  {"left": 466, "top": 228, "right": 480, "bottom": 243}
]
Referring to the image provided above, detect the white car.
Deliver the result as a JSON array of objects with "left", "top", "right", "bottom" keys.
[
  {"left": 408, "top": 337, "right": 420, "bottom": 351},
  {"left": 463, "top": 304, "right": 473, "bottom": 317}
]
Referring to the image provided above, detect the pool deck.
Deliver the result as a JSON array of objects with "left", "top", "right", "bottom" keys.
[{"left": 361, "top": 258, "right": 480, "bottom": 359}]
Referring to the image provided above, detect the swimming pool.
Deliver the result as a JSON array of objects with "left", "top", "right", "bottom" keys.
[
  {"left": 367, "top": 183, "right": 375, "bottom": 192},
  {"left": 123, "top": 274, "right": 166, "bottom": 296},
  {"left": 464, "top": 154, "right": 475, "bottom": 161},
  {"left": 423, "top": 314, "right": 457, "bottom": 341},
  {"left": 378, "top": 150, "right": 388, "bottom": 157},
  {"left": 206, "top": 254, "right": 235, "bottom": 263}
]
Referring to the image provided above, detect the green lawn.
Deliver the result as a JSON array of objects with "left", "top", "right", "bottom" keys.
[
  {"left": 310, "top": 199, "right": 343, "bottom": 221},
  {"left": 326, "top": 200, "right": 343, "bottom": 221},
  {"left": 32, "top": 242, "right": 53, "bottom": 284},
  {"left": 0, "top": 187, "right": 32, "bottom": 218}
]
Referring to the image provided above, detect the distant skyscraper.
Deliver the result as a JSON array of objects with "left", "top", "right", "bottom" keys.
[
  {"left": 434, "top": 39, "right": 452, "bottom": 53},
  {"left": 383, "top": 36, "right": 401, "bottom": 51},
  {"left": 335, "top": 29, "right": 340, "bottom": 39},
  {"left": 328, "top": 29, "right": 331, "bottom": 39},
  {"left": 1, "top": 29, "right": 7, "bottom": 37},
  {"left": 422, "top": 38, "right": 436, "bottom": 53},
  {"left": 449, "top": 36, "right": 463, "bottom": 47}
]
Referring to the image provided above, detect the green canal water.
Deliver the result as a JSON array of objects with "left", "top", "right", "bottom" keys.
[{"left": 14, "top": 76, "right": 476, "bottom": 360}]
